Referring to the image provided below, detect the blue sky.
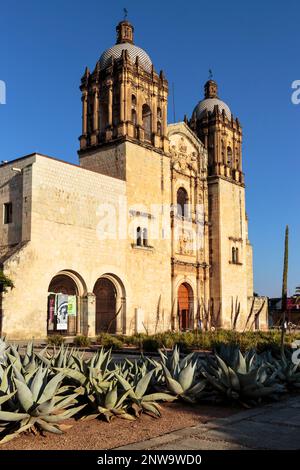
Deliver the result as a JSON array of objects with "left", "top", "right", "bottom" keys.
[{"left": 1, "top": 0, "right": 299, "bottom": 297}]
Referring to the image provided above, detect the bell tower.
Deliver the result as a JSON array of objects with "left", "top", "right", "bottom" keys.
[
  {"left": 190, "top": 79, "right": 253, "bottom": 329},
  {"left": 78, "top": 19, "right": 169, "bottom": 157},
  {"left": 190, "top": 80, "right": 244, "bottom": 185}
]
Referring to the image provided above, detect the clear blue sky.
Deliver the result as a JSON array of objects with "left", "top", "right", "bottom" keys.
[{"left": 1, "top": 0, "right": 299, "bottom": 297}]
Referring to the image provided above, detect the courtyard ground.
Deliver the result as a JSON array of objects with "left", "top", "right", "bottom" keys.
[
  {"left": 1, "top": 396, "right": 299, "bottom": 450},
  {"left": 0, "top": 402, "right": 239, "bottom": 450},
  {"left": 117, "top": 395, "right": 300, "bottom": 450}
]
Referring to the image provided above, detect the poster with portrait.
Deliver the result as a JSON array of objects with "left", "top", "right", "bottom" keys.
[{"left": 56, "top": 294, "right": 68, "bottom": 330}]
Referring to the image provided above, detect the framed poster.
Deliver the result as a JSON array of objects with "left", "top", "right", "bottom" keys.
[{"left": 56, "top": 294, "right": 68, "bottom": 330}]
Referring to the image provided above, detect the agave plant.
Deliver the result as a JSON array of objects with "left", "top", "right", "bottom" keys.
[
  {"left": 0, "top": 367, "right": 85, "bottom": 443},
  {"left": 158, "top": 346, "right": 207, "bottom": 403},
  {"left": 201, "top": 347, "right": 285, "bottom": 405},
  {"left": 115, "top": 369, "right": 175, "bottom": 417},
  {"left": 56, "top": 348, "right": 114, "bottom": 408},
  {"left": 260, "top": 349, "right": 300, "bottom": 389},
  {"left": 84, "top": 381, "right": 135, "bottom": 422}
]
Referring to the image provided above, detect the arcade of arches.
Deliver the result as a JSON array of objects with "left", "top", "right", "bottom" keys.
[{"left": 47, "top": 272, "right": 123, "bottom": 336}]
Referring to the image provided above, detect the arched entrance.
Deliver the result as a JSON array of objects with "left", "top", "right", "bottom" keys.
[
  {"left": 178, "top": 283, "right": 193, "bottom": 331},
  {"left": 47, "top": 271, "right": 86, "bottom": 336},
  {"left": 94, "top": 277, "right": 121, "bottom": 334}
]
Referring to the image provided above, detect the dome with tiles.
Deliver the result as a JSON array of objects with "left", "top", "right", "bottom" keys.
[
  {"left": 99, "top": 20, "right": 152, "bottom": 73},
  {"left": 192, "top": 80, "right": 232, "bottom": 120}
]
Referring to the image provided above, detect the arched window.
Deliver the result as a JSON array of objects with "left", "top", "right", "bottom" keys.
[
  {"left": 227, "top": 146, "right": 233, "bottom": 167},
  {"left": 142, "top": 104, "right": 152, "bottom": 142},
  {"left": 132, "top": 94, "right": 137, "bottom": 106},
  {"left": 136, "top": 227, "right": 142, "bottom": 246},
  {"left": 157, "top": 107, "right": 162, "bottom": 119},
  {"left": 177, "top": 187, "right": 189, "bottom": 218},
  {"left": 142, "top": 228, "right": 148, "bottom": 247},
  {"left": 232, "top": 247, "right": 236, "bottom": 264},
  {"left": 235, "top": 247, "right": 239, "bottom": 263}
]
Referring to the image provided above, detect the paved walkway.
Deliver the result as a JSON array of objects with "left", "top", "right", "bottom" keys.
[{"left": 117, "top": 396, "right": 300, "bottom": 450}]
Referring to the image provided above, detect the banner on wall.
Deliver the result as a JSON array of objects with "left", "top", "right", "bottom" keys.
[
  {"left": 47, "top": 294, "right": 56, "bottom": 331},
  {"left": 68, "top": 296, "right": 77, "bottom": 316},
  {"left": 56, "top": 294, "right": 68, "bottom": 330}
]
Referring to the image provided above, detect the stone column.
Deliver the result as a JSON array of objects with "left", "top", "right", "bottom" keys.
[
  {"left": 108, "top": 81, "right": 113, "bottom": 127},
  {"left": 93, "top": 89, "right": 99, "bottom": 132},
  {"left": 82, "top": 91, "right": 88, "bottom": 135},
  {"left": 86, "top": 292, "right": 96, "bottom": 337}
]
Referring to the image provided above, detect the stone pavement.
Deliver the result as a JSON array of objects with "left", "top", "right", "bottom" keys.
[{"left": 117, "top": 396, "right": 300, "bottom": 450}]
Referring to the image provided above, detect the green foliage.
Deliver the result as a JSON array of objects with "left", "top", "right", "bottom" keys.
[
  {"left": 201, "top": 345, "right": 286, "bottom": 404},
  {"left": 158, "top": 346, "right": 207, "bottom": 403},
  {"left": 47, "top": 335, "right": 65, "bottom": 346},
  {"left": 96, "top": 333, "right": 123, "bottom": 350},
  {"left": 0, "top": 338, "right": 299, "bottom": 445},
  {"left": 73, "top": 335, "right": 91, "bottom": 348},
  {"left": 0, "top": 271, "right": 14, "bottom": 293}
]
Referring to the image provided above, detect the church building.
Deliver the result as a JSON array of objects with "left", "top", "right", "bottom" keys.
[{"left": 0, "top": 19, "right": 267, "bottom": 339}]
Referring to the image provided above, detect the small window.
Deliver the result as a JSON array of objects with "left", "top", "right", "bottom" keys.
[
  {"left": 143, "top": 228, "right": 148, "bottom": 247},
  {"left": 136, "top": 227, "right": 142, "bottom": 246},
  {"left": 232, "top": 247, "right": 236, "bottom": 264},
  {"left": 177, "top": 187, "right": 189, "bottom": 218},
  {"left": 236, "top": 247, "right": 239, "bottom": 263},
  {"left": 3, "top": 202, "right": 12, "bottom": 224},
  {"left": 132, "top": 94, "right": 137, "bottom": 106}
]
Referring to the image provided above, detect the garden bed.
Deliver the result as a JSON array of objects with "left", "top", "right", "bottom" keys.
[{"left": 0, "top": 402, "right": 240, "bottom": 450}]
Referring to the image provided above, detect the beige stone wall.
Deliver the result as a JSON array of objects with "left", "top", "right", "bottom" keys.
[
  {"left": 123, "top": 140, "right": 172, "bottom": 333},
  {"left": 209, "top": 177, "right": 251, "bottom": 330},
  {"left": 1, "top": 145, "right": 173, "bottom": 339},
  {"left": 1, "top": 154, "right": 128, "bottom": 339},
  {"left": 0, "top": 156, "right": 35, "bottom": 253}
]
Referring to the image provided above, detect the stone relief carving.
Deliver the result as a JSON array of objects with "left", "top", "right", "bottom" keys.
[{"left": 177, "top": 230, "right": 194, "bottom": 256}]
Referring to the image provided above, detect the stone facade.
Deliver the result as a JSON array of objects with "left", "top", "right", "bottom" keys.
[{"left": 0, "top": 19, "right": 267, "bottom": 340}]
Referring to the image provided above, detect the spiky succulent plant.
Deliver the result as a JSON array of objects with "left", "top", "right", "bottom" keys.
[
  {"left": 201, "top": 347, "right": 285, "bottom": 404},
  {"left": 0, "top": 367, "right": 85, "bottom": 443},
  {"left": 115, "top": 369, "right": 175, "bottom": 417}
]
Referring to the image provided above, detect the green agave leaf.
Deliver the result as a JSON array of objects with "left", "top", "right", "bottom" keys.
[
  {"left": 165, "top": 376, "right": 184, "bottom": 395},
  {"left": 0, "top": 390, "right": 16, "bottom": 405},
  {"left": 36, "top": 398, "right": 55, "bottom": 416},
  {"left": 142, "top": 401, "right": 161, "bottom": 417},
  {"left": 43, "top": 404, "right": 87, "bottom": 422},
  {"left": 116, "top": 389, "right": 131, "bottom": 408},
  {"left": 228, "top": 367, "right": 240, "bottom": 391},
  {"left": 39, "top": 372, "right": 64, "bottom": 403},
  {"left": 105, "top": 386, "right": 118, "bottom": 409},
  {"left": 135, "top": 370, "right": 154, "bottom": 399},
  {"left": 187, "top": 379, "right": 207, "bottom": 396},
  {"left": 115, "top": 373, "right": 136, "bottom": 399},
  {"left": 178, "top": 362, "right": 196, "bottom": 392},
  {"left": 30, "top": 367, "right": 46, "bottom": 402},
  {"left": 142, "top": 393, "right": 175, "bottom": 402},
  {"left": 119, "top": 412, "right": 136, "bottom": 421},
  {"left": 36, "top": 418, "right": 63, "bottom": 434},
  {"left": 0, "top": 410, "right": 29, "bottom": 422},
  {"left": 14, "top": 378, "right": 34, "bottom": 412}
]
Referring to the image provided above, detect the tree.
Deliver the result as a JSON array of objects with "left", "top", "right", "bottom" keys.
[
  {"left": 280, "top": 226, "right": 289, "bottom": 355},
  {"left": 0, "top": 270, "right": 14, "bottom": 293}
]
